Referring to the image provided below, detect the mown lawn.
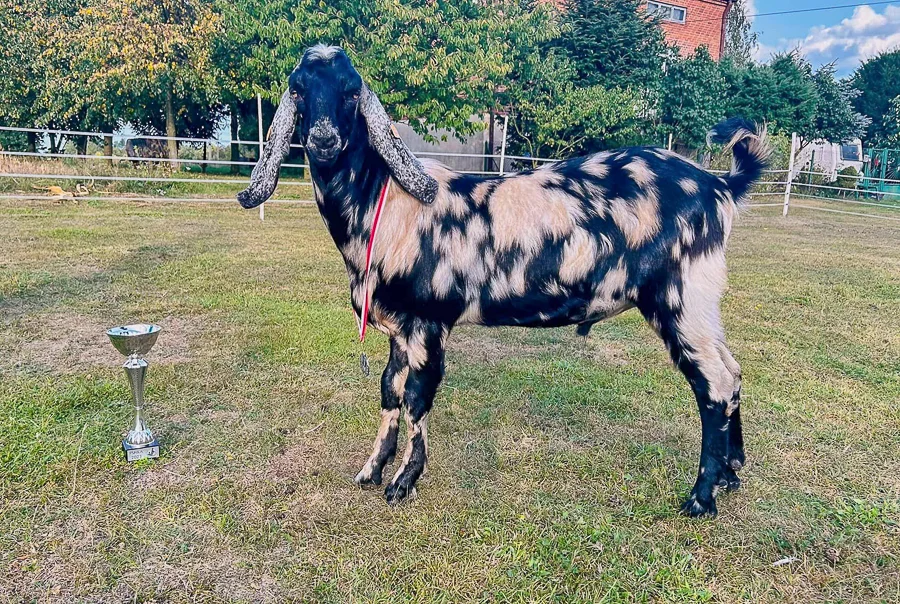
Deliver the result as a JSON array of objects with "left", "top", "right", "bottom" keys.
[{"left": 0, "top": 198, "right": 898, "bottom": 602}]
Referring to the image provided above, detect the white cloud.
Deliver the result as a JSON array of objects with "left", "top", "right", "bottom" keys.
[
  {"left": 753, "top": 39, "right": 780, "bottom": 63},
  {"left": 771, "top": 4, "right": 900, "bottom": 74},
  {"left": 744, "top": 0, "right": 757, "bottom": 22}
]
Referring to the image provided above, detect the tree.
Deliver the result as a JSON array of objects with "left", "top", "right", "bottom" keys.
[
  {"left": 723, "top": 0, "right": 758, "bottom": 65},
  {"left": 659, "top": 47, "right": 726, "bottom": 151},
  {"left": 884, "top": 96, "right": 900, "bottom": 147},
  {"left": 214, "top": 0, "right": 542, "bottom": 140},
  {"left": 559, "top": 0, "right": 668, "bottom": 91},
  {"left": 808, "top": 63, "right": 869, "bottom": 149},
  {"left": 68, "top": 0, "right": 223, "bottom": 161},
  {"left": 721, "top": 52, "right": 817, "bottom": 142},
  {"left": 851, "top": 49, "right": 900, "bottom": 144},
  {"left": 505, "top": 50, "right": 639, "bottom": 159},
  {"left": 721, "top": 53, "right": 868, "bottom": 152},
  {"left": 0, "top": 0, "right": 52, "bottom": 151}
]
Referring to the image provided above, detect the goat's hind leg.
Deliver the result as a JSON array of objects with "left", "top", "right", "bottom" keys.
[
  {"left": 355, "top": 337, "right": 407, "bottom": 487},
  {"left": 719, "top": 341, "right": 744, "bottom": 491},
  {"left": 643, "top": 279, "right": 740, "bottom": 517},
  {"left": 675, "top": 333, "right": 738, "bottom": 518}
]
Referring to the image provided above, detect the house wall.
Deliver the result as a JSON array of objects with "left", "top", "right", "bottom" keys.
[
  {"left": 395, "top": 115, "right": 504, "bottom": 173},
  {"left": 657, "top": 0, "right": 730, "bottom": 59}
]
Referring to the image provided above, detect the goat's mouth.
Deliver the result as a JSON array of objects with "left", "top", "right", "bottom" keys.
[{"left": 306, "top": 145, "right": 341, "bottom": 166}]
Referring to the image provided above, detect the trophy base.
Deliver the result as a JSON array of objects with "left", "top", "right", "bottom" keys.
[{"left": 123, "top": 437, "right": 160, "bottom": 462}]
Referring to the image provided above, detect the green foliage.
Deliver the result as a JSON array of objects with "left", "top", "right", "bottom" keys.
[
  {"left": 506, "top": 51, "right": 639, "bottom": 159},
  {"left": 4, "top": 0, "right": 872, "bottom": 168},
  {"left": 0, "top": 0, "right": 43, "bottom": 127},
  {"left": 504, "top": 0, "right": 660, "bottom": 158},
  {"left": 761, "top": 53, "right": 818, "bottom": 139},
  {"left": 721, "top": 52, "right": 866, "bottom": 152},
  {"left": 883, "top": 96, "right": 900, "bottom": 147},
  {"left": 559, "top": 0, "right": 668, "bottom": 91},
  {"left": 0, "top": 0, "right": 226, "bottom": 153},
  {"left": 809, "top": 63, "right": 870, "bottom": 149},
  {"left": 71, "top": 0, "right": 222, "bottom": 101},
  {"left": 720, "top": 56, "right": 807, "bottom": 136},
  {"left": 659, "top": 47, "right": 725, "bottom": 150},
  {"left": 217, "top": 0, "right": 544, "bottom": 138},
  {"left": 836, "top": 166, "right": 859, "bottom": 191},
  {"left": 851, "top": 49, "right": 900, "bottom": 144},
  {"left": 0, "top": 130, "right": 29, "bottom": 152},
  {"left": 67, "top": 0, "right": 223, "bottom": 150},
  {"left": 723, "top": 0, "right": 758, "bottom": 66}
]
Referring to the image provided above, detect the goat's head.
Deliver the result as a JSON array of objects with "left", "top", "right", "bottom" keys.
[{"left": 238, "top": 45, "right": 438, "bottom": 209}]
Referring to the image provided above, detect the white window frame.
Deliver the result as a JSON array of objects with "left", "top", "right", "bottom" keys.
[{"left": 647, "top": 1, "right": 687, "bottom": 24}]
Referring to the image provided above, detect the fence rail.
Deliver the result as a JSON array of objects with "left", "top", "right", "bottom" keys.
[{"left": 2, "top": 124, "right": 899, "bottom": 223}]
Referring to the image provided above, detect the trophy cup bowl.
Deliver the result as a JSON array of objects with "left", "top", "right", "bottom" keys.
[{"left": 106, "top": 324, "right": 162, "bottom": 462}]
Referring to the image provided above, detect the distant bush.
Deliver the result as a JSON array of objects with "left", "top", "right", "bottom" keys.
[
  {"left": 0, "top": 130, "right": 29, "bottom": 152},
  {"left": 836, "top": 166, "right": 859, "bottom": 190}
]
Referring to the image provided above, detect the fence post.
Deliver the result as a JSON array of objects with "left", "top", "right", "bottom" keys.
[
  {"left": 498, "top": 114, "right": 508, "bottom": 176},
  {"left": 783, "top": 132, "right": 797, "bottom": 216},
  {"left": 257, "top": 93, "right": 265, "bottom": 221}
]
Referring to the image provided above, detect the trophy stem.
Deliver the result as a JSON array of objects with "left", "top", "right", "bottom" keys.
[{"left": 123, "top": 354, "right": 154, "bottom": 448}]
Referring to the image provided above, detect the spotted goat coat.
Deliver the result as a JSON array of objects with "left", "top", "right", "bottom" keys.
[{"left": 239, "top": 46, "right": 769, "bottom": 517}]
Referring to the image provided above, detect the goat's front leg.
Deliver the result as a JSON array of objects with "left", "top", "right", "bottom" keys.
[
  {"left": 384, "top": 323, "right": 446, "bottom": 505},
  {"left": 355, "top": 337, "right": 408, "bottom": 487}
]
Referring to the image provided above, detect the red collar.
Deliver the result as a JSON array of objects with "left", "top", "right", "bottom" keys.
[{"left": 358, "top": 177, "right": 391, "bottom": 342}]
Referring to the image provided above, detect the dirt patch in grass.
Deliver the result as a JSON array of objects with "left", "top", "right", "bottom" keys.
[
  {"left": 449, "top": 325, "right": 630, "bottom": 367},
  {"left": 10, "top": 313, "right": 201, "bottom": 373},
  {"left": 240, "top": 433, "right": 329, "bottom": 487}
]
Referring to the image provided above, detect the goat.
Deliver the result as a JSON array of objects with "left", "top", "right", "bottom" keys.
[{"left": 238, "top": 45, "right": 769, "bottom": 518}]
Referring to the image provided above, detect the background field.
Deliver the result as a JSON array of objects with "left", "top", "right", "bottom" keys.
[{"left": 1, "top": 198, "right": 898, "bottom": 602}]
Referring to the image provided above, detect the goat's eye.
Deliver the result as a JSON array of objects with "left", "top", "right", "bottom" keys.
[
  {"left": 347, "top": 92, "right": 360, "bottom": 102},
  {"left": 290, "top": 91, "right": 302, "bottom": 102}
]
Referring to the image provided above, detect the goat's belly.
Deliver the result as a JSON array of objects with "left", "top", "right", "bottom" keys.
[
  {"left": 469, "top": 289, "right": 634, "bottom": 328},
  {"left": 477, "top": 293, "right": 592, "bottom": 328}
]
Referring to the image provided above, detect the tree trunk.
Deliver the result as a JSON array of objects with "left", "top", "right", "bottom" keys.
[
  {"left": 202, "top": 142, "right": 208, "bottom": 173},
  {"left": 165, "top": 84, "right": 178, "bottom": 167},
  {"left": 230, "top": 105, "right": 240, "bottom": 174},
  {"left": 76, "top": 135, "right": 88, "bottom": 156},
  {"left": 104, "top": 135, "right": 113, "bottom": 166},
  {"left": 27, "top": 132, "right": 37, "bottom": 153}
]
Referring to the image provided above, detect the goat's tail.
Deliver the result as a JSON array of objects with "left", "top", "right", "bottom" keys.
[{"left": 708, "top": 118, "right": 770, "bottom": 202}]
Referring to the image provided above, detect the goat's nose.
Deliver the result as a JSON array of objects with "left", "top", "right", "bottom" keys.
[{"left": 314, "top": 132, "right": 338, "bottom": 150}]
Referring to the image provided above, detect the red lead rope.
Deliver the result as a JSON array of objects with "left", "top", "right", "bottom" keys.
[{"left": 358, "top": 178, "right": 391, "bottom": 342}]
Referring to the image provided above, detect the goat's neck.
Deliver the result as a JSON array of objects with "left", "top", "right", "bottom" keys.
[{"left": 309, "top": 143, "right": 390, "bottom": 260}]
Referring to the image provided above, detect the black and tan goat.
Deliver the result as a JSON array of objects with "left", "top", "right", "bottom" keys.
[{"left": 238, "top": 45, "right": 769, "bottom": 518}]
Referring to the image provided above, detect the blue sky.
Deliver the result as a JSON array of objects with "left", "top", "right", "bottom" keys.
[{"left": 749, "top": 1, "right": 900, "bottom": 74}]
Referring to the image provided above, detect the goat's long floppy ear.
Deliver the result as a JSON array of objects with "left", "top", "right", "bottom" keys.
[
  {"left": 360, "top": 84, "right": 439, "bottom": 204},
  {"left": 237, "top": 90, "right": 297, "bottom": 209}
]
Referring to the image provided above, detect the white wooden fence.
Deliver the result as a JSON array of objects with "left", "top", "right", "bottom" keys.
[{"left": 2, "top": 124, "right": 899, "bottom": 223}]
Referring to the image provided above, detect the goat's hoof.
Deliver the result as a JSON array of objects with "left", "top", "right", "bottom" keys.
[
  {"left": 720, "top": 467, "right": 741, "bottom": 491},
  {"left": 728, "top": 454, "right": 745, "bottom": 471},
  {"left": 384, "top": 483, "right": 417, "bottom": 506},
  {"left": 354, "top": 465, "right": 383, "bottom": 487},
  {"left": 680, "top": 493, "right": 718, "bottom": 518}
]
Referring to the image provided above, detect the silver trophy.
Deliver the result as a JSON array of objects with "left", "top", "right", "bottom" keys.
[{"left": 106, "top": 324, "right": 162, "bottom": 462}]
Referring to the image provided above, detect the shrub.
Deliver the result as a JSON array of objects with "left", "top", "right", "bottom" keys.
[{"left": 836, "top": 166, "right": 859, "bottom": 190}]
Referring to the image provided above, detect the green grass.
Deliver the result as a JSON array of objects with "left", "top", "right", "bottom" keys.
[{"left": 0, "top": 197, "right": 898, "bottom": 602}]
